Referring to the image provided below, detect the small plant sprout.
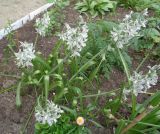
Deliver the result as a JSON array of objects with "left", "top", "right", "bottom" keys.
[
  {"left": 76, "top": 116, "right": 85, "bottom": 126},
  {"left": 59, "top": 16, "right": 89, "bottom": 57},
  {"left": 14, "top": 41, "right": 35, "bottom": 68},
  {"left": 123, "top": 64, "right": 160, "bottom": 100},
  {"left": 35, "top": 12, "right": 51, "bottom": 37},
  {"left": 4, "top": 21, "right": 13, "bottom": 35},
  {"left": 111, "top": 9, "right": 148, "bottom": 49},
  {"left": 35, "top": 100, "right": 64, "bottom": 126}
]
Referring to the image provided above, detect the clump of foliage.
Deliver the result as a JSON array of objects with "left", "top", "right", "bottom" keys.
[
  {"left": 118, "top": 0, "right": 160, "bottom": 14},
  {"left": 130, "top": 16, "right": 160, "bottom": 60},
  {"left": 35, "top": 0, "right": 68, "bottom": 37},
  {"left": 75, "top": 0, "right": 117, "bottom": 18},
  {"left": 81, "top": 20, "right": 132, "bottom": 79}
]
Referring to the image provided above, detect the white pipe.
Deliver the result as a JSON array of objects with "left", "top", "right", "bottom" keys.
[{"left": 0, "top": 3, "right": 54, "bottom": 40}]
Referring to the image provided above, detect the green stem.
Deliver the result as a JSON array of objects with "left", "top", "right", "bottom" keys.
[
  {"left": 44, "top": 75, "right": 49, "bottom": 103},
  {"left": 117, "top": 48, "right": 136, "bottom": 114},
  {"left": 49, "top": 54, "right": 70, "bottom": 74},
  {"left": 69, "top": 48, "right": 106, "bottom": 83},
  {"left": 76, "top": 89, "right": 119, "bottom": 98},
  {"left": 8, "top": 45, "right": 15, "bottom": 55},
  {"left": 70, "top": 57, "right": 78, "bottom": 76},
  {"left": 136, "top": 52, "right": 150, "bottom": 72},
  {"left": 0, "top": 73, "right": 20, "bottom": 79},
  {"left": 117, "top": 48, "right": 130, "bottom": 83},
  {"left": 0, "top": 85, "right": 17, "bottom": 94},
  {"left": 21, "top": 103, "right": 35, "bottom": 134},
  {"left": 136, "top": 43, "right": 157, "bottom": 72},
  {"left": 131, "top": 93, "right": 136, "bottom": 117},
  {"left": 34, "top": 34, "right": 39, "bottom": 48},
  {"left": 16, "top": 81, "right": 22, "bottom": 107},
  {"left": 74, "top": 57, "right": 78, "bottom": 74}
]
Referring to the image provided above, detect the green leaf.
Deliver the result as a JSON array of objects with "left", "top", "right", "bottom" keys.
[
  {"left": 89, "top": 119, "right": 104, "bottom": 128},
  {"left": 33, "top": 56, "right": 51, "bottom": 71},
  {"left": 69, "top": 60, "right": 95, "bottom": 82},
  {"left": 16, "top": 81, "right": 22, "bottom": 108},
  {"left": 89, "top": 59, "right": 103, "bottom": 80},
  {"left": 47, "top": 0, "right": 55, "bottom": 3},
  {"left": 44, "top": 75, "right": 50, "bottom": 102},
  {"left": 135, "top": 91, "right": 160, "bottom": 117},
  {"left": 80, "top": 7, "right": 89, "bottom": 12},
  {"left": 115, "top": 120, "right": 126, "bottom": 134},
  {"left": 90, "top": 1, "right": 97, "bottom": 9},
  {"left": 57, "top": 59, "right": 64, "bottom": 75},
  {"left": 60, "top": 106, "right": 77, "bottom": 117},
  {"left": 53, "top": 74, "right": 63, "bottom": 80},
  {"left": 100, "top": 5, "right": 110, "bottom": 11},
  {"left": 73, "top": 87, "right": 83, "bottom": 108}
]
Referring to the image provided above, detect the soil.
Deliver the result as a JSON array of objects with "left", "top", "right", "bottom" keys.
[
  {"left": 0, "top": 0, "right": 46, "bottom": 29},
  {"left": 0, "top": 1, "right": 160, "bottom": 134}
]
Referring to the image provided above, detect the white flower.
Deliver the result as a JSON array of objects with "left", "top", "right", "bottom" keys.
[
  {"left": 59, "top": 16, "right": 88, "bottom": 57},
  {"left": 145, "top": 65, "right": 160, "bottom": 88},
  {"left": 123, "top": 88, "right": 131, "bottom": 100},
  {"left": 123, "top": 64, "right": 160, "bottom": 99},
  {"left": 35, "top": 100, "right": 64, "bottom": 126},
  {"left": 111, "top": 9, "right": 148, "bottom": 49},
  {"left": 14, "top": 42, "right": 35, "bottom": 67},
  {"left": 142, "top": 8, "right": 148, "bottom": 16},
  {"left": 35, "top": 12, "right": 51, "bottom": 37},
  {"left": 130, "top": 72, "right": 147, "bottom": 96}
]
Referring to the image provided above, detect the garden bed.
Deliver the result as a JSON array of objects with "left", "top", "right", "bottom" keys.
[{"left": 0, "top": 0, "right": 160, "bottom": 134}]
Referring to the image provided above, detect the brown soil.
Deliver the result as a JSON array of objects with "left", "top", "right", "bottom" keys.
[{"left": 0, "top": 1, "right": 159, "bottom": 134}]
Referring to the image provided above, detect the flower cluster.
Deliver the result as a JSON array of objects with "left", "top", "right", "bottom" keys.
[
  {"left": 59, "top": 16, "right": 88, "bottom": 57},
  {"left": 35, "top": 100, "right": 64, "bottom": 126},
  {"left": 123, "top": 65, "right": 160, "bottom": 100},
  {"left": 111, "top": 9, "right": 148, "bottom": 49},
  {"left": 35, "top": 12, "right": 51, "bottom": 37},
  {"left": 14, "top": 41, "right": 35, "bottom": 68}
]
